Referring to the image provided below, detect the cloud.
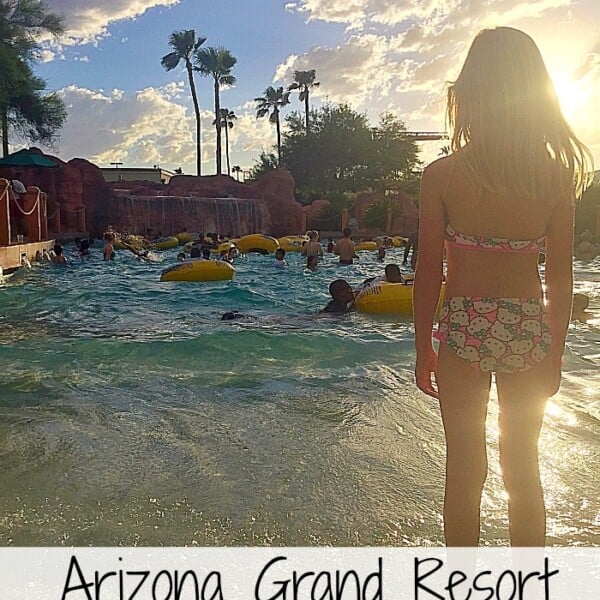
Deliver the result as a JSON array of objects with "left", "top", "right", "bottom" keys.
[
  {"left": 275, "top": 35, "right": 396, "bottom": 106},
  {"left": 36, "top": 82, "right": 277, "bottom": 174},
  {"left": 45, "top": 0, "right": 181, "bottom": 45},
  {"left": 38, "top": 50, "right": 57, "bottom": 63},
  {"left": 277, "top": 0, "right": 599, "bottom": 168},
  {"left": 287, "top": 0, "right": 573, "bottom": 30},
  {"left": 48, "top": 83, "right": 196, "bottom": 169},
  {"left": 285, "top": 0, "right": 369, "bottom": 29}
]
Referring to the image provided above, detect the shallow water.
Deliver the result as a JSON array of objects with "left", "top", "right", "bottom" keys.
[{"left": 0, "top": 245, "right": 598, "bottom": 546}]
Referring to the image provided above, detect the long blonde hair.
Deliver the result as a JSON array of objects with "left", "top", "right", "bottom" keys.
[{"left": 447, "top": 26, "right": 593, "bottom": 200}]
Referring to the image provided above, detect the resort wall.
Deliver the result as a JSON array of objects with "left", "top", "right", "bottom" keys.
[{"left": 1, "top": 152, "right": 305, "bottom": 237}]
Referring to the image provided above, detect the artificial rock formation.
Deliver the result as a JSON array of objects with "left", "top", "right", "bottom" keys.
[{"left": 0, "top": 149, "right": 305, "bottom": 237}]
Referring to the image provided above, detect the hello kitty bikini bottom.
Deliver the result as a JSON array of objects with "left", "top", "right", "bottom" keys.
[{"left": 434, "top": 297, "right": 552, "bottom": 373}]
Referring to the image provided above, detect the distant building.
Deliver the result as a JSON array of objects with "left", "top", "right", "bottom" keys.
[{"left": 100, "top": 166, "right": 175, "bottom": 185}]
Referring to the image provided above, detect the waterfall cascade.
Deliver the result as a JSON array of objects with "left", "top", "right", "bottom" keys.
[{"left": 108, "top": 194, "right": 269, "bottom": 236}]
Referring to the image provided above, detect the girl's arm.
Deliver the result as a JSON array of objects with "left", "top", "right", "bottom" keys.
[
  {"left": 413, "top": 161, "right": 447, "bottom": 399},
  {"left": 544, "top": 197, "right": 575, "bottom": 390}
]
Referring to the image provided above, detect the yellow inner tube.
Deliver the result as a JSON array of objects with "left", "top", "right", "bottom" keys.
[
  {"left": 355, "top": 241, "right": 378, "bottom": 252},
  {"left": 160, "top": 259, "right": 235, "bottom": 282},
  {"left": 355, "top": 282, "right": 445, "bottom": 316},
  {"left": 152, "top": 236, "right": 180, "bottom": 250},
  {"left": 278, "top": 236, "right": 308, "bottom": 253},
  {"left": 236, "top": 234, "right": 279, "bottom": 254},
  {"left": 175, "top": 232, "right": 193, "bottom": 244}
]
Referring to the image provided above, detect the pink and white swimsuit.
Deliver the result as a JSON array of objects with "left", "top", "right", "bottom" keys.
[{"left": 434, "top": 225, "right": 551, "bottom": 373}]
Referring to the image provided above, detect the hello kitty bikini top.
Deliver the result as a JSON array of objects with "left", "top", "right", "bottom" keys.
[{"left": 445, "top": 224, "right": 545, "bottom": 254}]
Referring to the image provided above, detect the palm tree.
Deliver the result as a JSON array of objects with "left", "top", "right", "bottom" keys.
[
  {"left": 232, "top": 165, "right": 242, "bottom": 181},
  {"left": 287, "top": 69, "right": 319, "bottom": 133},
  {"left": 194, "top": 46, "right": 237, "bottom": 175},
  {"left": 161, "top": 30, "right": 206, "bottom": 176},
  {"left": 255, "top": 86, "right": 290, "bottom": 167},
  {"left": 0, "top": 0, "right": 65, "bottom": 156},
  {"left": 213, "top": 108, "right": 236, "bottom": 176}
]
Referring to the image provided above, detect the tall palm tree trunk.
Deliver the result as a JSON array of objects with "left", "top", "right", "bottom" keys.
[
  {"left": 304, "top": 89, "right": 310, "bottom": 133},
  {"left": 275, "top": 110, "right": 282, "bottom": 166},
  {"left": 214, "top": 79, "right": 222, "bottom": 175},
  {"left": 224, "top": 126, "right": 231, "bottom": 176},
  {"left": 186, "top": 64, "right": 202, "bottom": 176}
]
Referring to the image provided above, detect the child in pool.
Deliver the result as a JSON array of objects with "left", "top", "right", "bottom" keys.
[
  {"left": 321, "top": 279, "right": 355, "bottom": 313},
  {"left": 103, "top": 232, "right": 115, "bottom": 261},
  {"left": 79, "top": 239, "right": 90, "bottom": 259},
  {"left": 302, "top": 230, "right": 323, "bottom": 260},
  {"left": 51, "top": 243, "right": 67, "bottom": 264},
  {"left": 274, "top": 248, "right": 287, "bottom": 268},
  {"left": 413, "top": 27, "right": 592, "bottom": 547},
  {"left": 571, "top": 293, "right": 590, "bottom": 322}
]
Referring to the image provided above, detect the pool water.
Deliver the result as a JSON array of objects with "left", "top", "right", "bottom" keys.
[{"left": 0, "top": 245, "right": 598, "bottom": 546}]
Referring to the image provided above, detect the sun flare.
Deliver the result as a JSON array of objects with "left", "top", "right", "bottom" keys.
[{"left": 550, "top": 71, "right": 588, "bottom": 120}]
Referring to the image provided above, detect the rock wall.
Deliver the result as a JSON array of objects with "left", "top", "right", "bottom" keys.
[{"left": 0, "top": 150, "right": 305, "bottom": 236}]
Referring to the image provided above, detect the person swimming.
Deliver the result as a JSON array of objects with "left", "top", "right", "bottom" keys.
[
  {"left": 334, "top": 228, "right": 358, "bottom": 265},
  {"left": 51, "top": 243, "right": 67, "bottom": 264},
  {"left": 103, "top": 232, "right": 115, "bottom": 261},
  {"left": 302, "top": 230, "right": 323, "bottom": 260},
  {"left": 274, "top": 248, "right": 287, "bottom": 268},
  {"left": 571, "top": 293, "right": 590, "bottom": 322},
  {"left": 306, "top": 255, "right": 319, "bottom": 270},
  {"left": 321, "top": 279, "right": 355, "bottom": 313}
]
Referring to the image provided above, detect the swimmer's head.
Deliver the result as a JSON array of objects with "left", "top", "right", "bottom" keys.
[
  {"left": 329, "top": 279, "right": 354, "bottom": 302},
  {"left": 572, "top": 293, "right": 589, "bottom": 315},
  {"left": 384, "top": 263, "right": 402, "bottom": 282},
  {"left": 275, "top": 248, "right": 286, "bottom": 260},
  {"left": 221, "top": 310, "right": 242, "bottom": 321}
]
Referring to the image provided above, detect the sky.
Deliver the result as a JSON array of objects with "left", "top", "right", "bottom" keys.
[{"left": 16, "top": 0, "right": 600, "bottom": 176}]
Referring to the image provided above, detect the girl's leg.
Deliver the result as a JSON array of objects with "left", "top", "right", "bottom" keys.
[
  {"left": 436, "top": 343, "right": 492, "bottom": 546},
  {"left": 495, "top": 366, "right": 550, "bottom": 546}
]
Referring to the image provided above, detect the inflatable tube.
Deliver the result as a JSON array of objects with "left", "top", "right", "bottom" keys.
[
  {"left": 355, "top": 282, "right": 444, "bottom": 316},
  {"left": 236, "top": 234, "right": 279, "bottom": 254},
  {"left": 278, "top": 236, "right": 308, "bottom": 252},
  {"left": 355, "top": 241, "right": 378, "bottom": 252},
  {"left": 392, "top": 236, "right": 406, "bottom": 248},
  {"left": 160, "top": 259, "right": 235, "bottom": 282},
  {"left": 152, "top": 236, "right": 180, "bottom": 250},
  {"left": 175, "top": 232, "right": 193, "bottom": 245},
  {"left": 210, "top": 242, "right": 236, "bottom": 254}
]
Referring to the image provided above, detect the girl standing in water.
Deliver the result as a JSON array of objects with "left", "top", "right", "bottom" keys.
[{"left": 413, "top": 27, "right": 592, "bottom": 546}]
